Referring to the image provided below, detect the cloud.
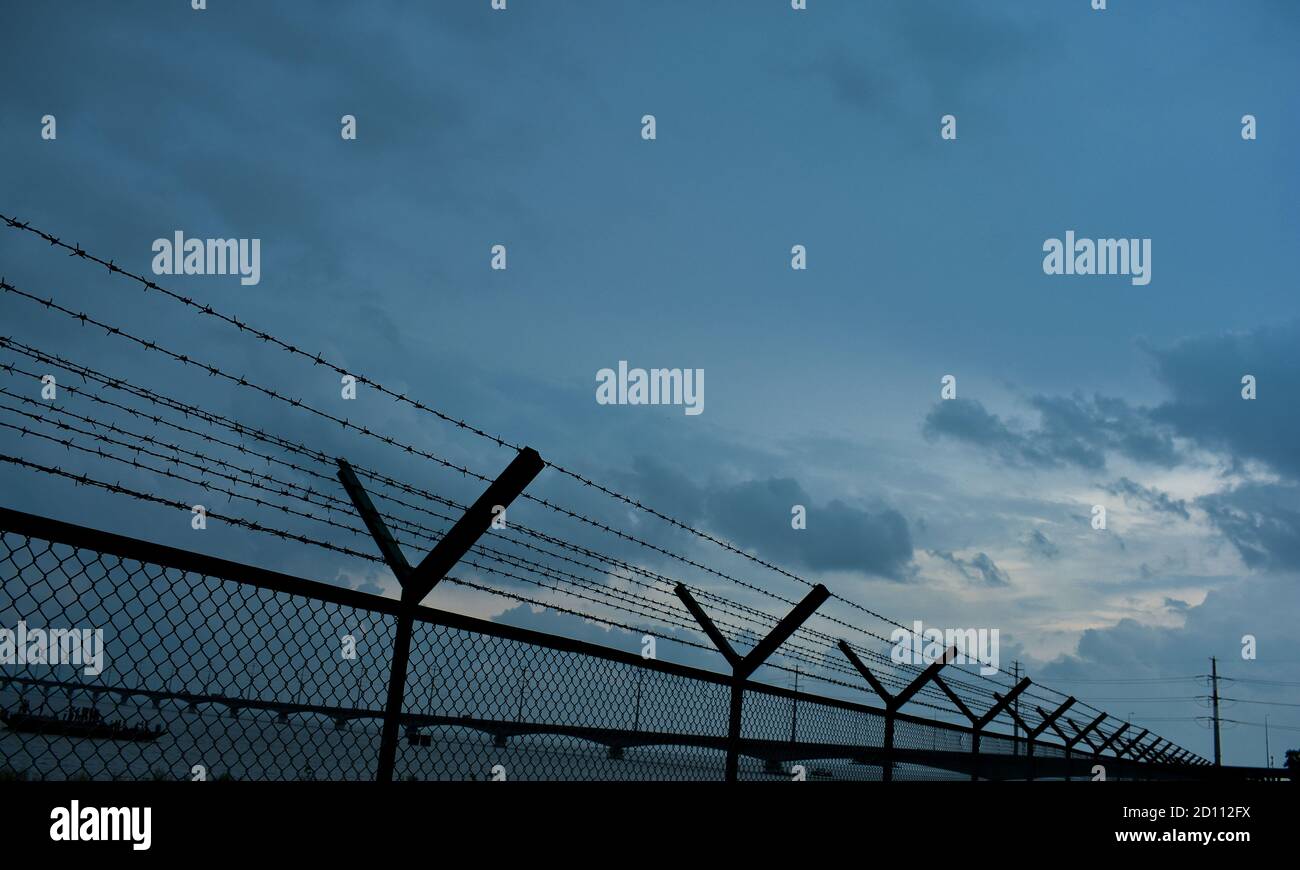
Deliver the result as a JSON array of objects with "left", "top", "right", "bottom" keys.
[
  {"left": 921, "top": 318, "right": 1300, "bottom": 480},
  {"left": 786, "top": 0, "right": 1038, "bottom": 121},
  {"left": 1025, "top": 528, "right": 1060, "bottom": 560},
  {"left": 1148, "top": 321, "right": 1300, "bottom": 480},
  {"left": 609, "top": 459, "right": 916, "bottom": 580},
  {"left": 1104, "top": 477, "right": 1191, "bottom": 521},
  {"left": 705, "top": 477, "right": 914, "bottom": 579},
  {"left": 1034, "top": 571, "right": 1300, "bottom": 765},
  {"left": 923, "top": 395, "right": 1179, "bottom": 471},
  {"left": 1197, "top": 483, "right": 1300, "bottom": 572},
  {"left": 928, "top": 549, "right": 1011, "bottom": 587}
]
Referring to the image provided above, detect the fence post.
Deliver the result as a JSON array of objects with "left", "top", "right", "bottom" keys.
[
  {"left": 1027, "top": 697, "right": 1075, "bottom": 780},
  {"left": 1120, "top": 728, "right": 1149, "bottom": 779},
  {"left": 337, "top": 448, "right": 544, "bottom": 782},
  {"left": 675, "top": 583, "right": 829, "bottom": 782},
  {"left": 1062, "top": 713, "right": 1108, "bottom": 780},
  {"left": 839, "top": 641, "right": 960, "bottom": 782},
  {"left": 1041, "top": 715, "right": 1073, "bottom": 780},
  {"left": 937, "top": 676, "right": 1029, "bottom": 781},
  {"left": 1096, "top": 721, "right": 1130, "bottom": 770},
  {"left": 1132, "top": 736, "right": 1161, "bottom": 780}
]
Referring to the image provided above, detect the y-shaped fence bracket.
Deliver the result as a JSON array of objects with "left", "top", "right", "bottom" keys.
[
  {"left": 1132, "top": 735, "right": 1163, "bottom": 767},
  {"left": 1008, "top": 696, "right": 1074, "bottom": 780},
  {"left": 1067, "top": 714, "right": 1107, "bottom": 753},
  {"left": 1024, "top": 697, "right": 1076, "bottom": 780},
  {"left": 1096, "top": 721, "right": 1131, "bottom": 759},
  {"left": 338, "top": 447, "right": 544, "bottom": 782},
  {"left": 1061, "top": 713, "right": 1109, "bottom": 779},
  {"left": 1119, "top": 728, "right": 1150, "bottom": 759},
  {"left": 838, "top": 640, "right": 961, "bottom": 782},
  {"left": 675, "top": 582, "right": 829, "bottom": 782},
  {"left": 939, "top": 676, "right": 1030, "bottom": 781}
]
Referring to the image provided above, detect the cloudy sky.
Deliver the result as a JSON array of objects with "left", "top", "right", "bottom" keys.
[{"left": 1, "top": 0, "right": 1298, "bottom": 766}]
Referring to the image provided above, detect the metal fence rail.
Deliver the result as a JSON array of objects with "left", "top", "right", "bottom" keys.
[{"left": 0, "top": 507, "right": 1267, "bottom": 781}]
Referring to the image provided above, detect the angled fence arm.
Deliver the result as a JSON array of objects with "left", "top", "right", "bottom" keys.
[
  {"left": 674, "top": 584, "right": 741, "bottom": 669},
  {"left": 1120, "top": 728, "right": 1149, "bottom": 759},
  {"left": 933, "top": 675, "right": 977, "bottom": 723},
  {"left": 952, "top": 677, "right": 1030, "bottom": 781},
  {"left": 1133, "top": 736, "right": 1161, "bottom": 762},
  {"left": 837, "top": 641, "right": 893, "bottom": 706},
  {"left": 1097, "top": 722, "right": 1130, "bottom": 757},
  {"left": 1067, "top": 713, "right": 1108, "bottom": 752},
  {"left": 678, "top": 583, "right": 828, "bottom": 782},
  {"left": 991, "top": 684, "right": 1039, "bottom": 780},
  {"left": 1000, "top": 699, "right": 1034, "bottom": 737},
  {"left": 979, "top": 678, "right": 1031, "bottom": 730},
  {"left": 336, "top": 460, "right": 412, "bottom": 583},
  {"left": 1148, "top": 739, "right": 1173, "bottom": 762},
  {"left": 737, "top": 585, "right": 829, "bottom": 680},
  {"left": 338, "top": 447, "right": 544, "bottom": 783},
  {"left": 1038, "top": 707, "right": 1072, "bottom": 745},
  {"left": 1040, "top": 705, "right": 1084, "bottom": 780},
  {"left": 892, "top": 645, "right": 960, "bottom": 711},
  {"left": 406, "top": 448, "right": 544, "bottom": 601},
  {"left": 835, "top": 643, "right": 966, "bottom": 784},
  {"left": 1030, "top": 696, "right": 1075, "bottom": 739}
]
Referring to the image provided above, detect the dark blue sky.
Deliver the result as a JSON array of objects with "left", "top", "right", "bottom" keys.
[{"left": 2, "top": 0, "right": 1298, "bottom": 765}]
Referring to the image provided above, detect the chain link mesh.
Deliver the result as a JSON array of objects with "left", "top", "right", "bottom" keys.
[{"left": 0, "top": 521, "right": 1185, "bottom": 781}]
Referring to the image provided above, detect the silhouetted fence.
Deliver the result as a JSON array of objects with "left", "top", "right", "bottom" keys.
[{"left": 0, "top": 507, "right": 1262, "bottom": 782}]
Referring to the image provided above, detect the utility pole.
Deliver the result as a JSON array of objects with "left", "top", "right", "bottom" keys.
[
  {"left": 1210, "top": 657, "right": 1222, "bottom": 767},
  {"left": 1012, "top": 661, "right": 1021, "bottom": 754},
  {"left": 632, "top": 669, "right": 642, "bottom": 732},
  {"left": 1264, "top": 714, "right": 1270, "bottom": 769},
  {"left": 790, "top": 665, "right": 800, "bottom": 743}
]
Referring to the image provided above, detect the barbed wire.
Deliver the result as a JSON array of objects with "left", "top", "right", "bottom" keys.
[
  {"left": 0, "top": 434, "right": 1181, "bottom": 748},
  {"left": 0, "top": 449, "right": 984, "bottom": 723},
  {"left": 0, "top": 338, "right": 1140, "bottom": 729},
  {"left": 0, "top": 409, "right": 900, "bottom": 690},
  {"left": 0, "top": 335, "right": 979, "bottom": 674},
  {"left": 0, "top": 215, "right": 920, "bottom": 632},
  {"left": 0, "top": 231, "right": 1190, "bottom": 742},
  {"left": 0, "top": 450, "right": 738, "bottom": 653},
  {"left": 0, "top": 349, "right": 914, "bottom": 677},
  {"left": 0, "top": 376, "right": 1007, "bottom": 711},
  {"left": 0, "top": 290, "right": 907, "bottom": 645}
]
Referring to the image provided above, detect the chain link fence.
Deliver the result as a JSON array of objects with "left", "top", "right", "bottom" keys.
[{"left": 0, "top": 508, "right": 1207, "bottom": 781}]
